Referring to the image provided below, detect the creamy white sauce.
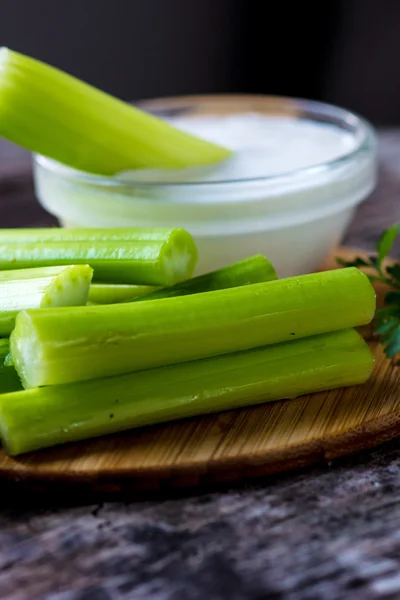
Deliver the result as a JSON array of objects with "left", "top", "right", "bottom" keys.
[
  {"left": 34, "top": 109, "right": 375, "bottom": 277},
  {"left": 120, "top": 113, "right": 358, "bottom": 184}
]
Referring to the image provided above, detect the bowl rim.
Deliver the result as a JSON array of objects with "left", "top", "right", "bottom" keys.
[{"left": 34, "top": 94, "right": 377, "bottom": 188}]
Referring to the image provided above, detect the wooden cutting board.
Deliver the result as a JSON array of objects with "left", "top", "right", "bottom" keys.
[{"left": 0, "top": 247, "right": 398, "bottom": 491}]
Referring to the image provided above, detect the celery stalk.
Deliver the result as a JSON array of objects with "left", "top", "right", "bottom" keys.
[
  {"left": 89, "top": 284, "right": 157, "bottom": 305},
  {"left": 90, "top": 256, "right": 276, "bottom": 305},
  {"left": 0, "top": 48, "right": 232, "bottom": 175},
  {"left": 132, "top": 255, "right": 277, "bottom": 302},
  {"left": 88, "top": 256, "right": 275, "bottom": 305},
  {"left": 0, "top": 329, "right": 373, "bottom": 456},
  {"left": 10, "top": 268, "right": 375, "bottom": 388},
  {"left": 0, "top": 229, "right": 197, "bottom": 285},
  {"left": 0, "top": 265, "right": 93, "bottom": 335},
  {"left": 0, "top": 339, "right": 9, "bottom": 364},
  {"left": 0, "top": 227, "right": 194, "bottom": 243}
]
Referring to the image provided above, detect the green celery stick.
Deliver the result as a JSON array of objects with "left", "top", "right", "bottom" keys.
[
  {"left": 89, "top": 284, "right": 157, "bottom": 305},
  {"left": 10, "top": 267, "right": 375, "bottom": 388},
  {"left": 0, "top": 329, "right": 373, "bottom": 455},
  {"left": 0, "top": 366, "right": 22, "bottom": 395},
  {"left": 0, "top": 265, "right": 93, "bottom": 336},
  {"left": 0, "top": 339, "right": 9, "bottom": 364},
  {"left": 0, "top": 227, "right": 193, "bottom": 243},
  {"left": 0, "top": 48, "right": 231, "bottom": 175},
  {"left": 132, "top": 255, "right": 277, "bottom": 302},
  {"left": 91, "top": 256, "right": 276, "bottom": 305},
  {"left": 0, "top": 229, "right": 197, "bottom": 286}
]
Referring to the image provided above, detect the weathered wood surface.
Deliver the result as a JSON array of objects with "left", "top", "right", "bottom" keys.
[{"left": 1, "top": 133, "right": 400, "bottom": 599}]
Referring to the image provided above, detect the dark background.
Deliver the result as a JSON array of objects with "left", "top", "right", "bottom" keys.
[{"left": 0, "top": 0, "right": 398, "bottom": 125}]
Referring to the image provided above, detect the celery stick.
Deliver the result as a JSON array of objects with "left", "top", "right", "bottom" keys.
[
  {"left": 11, "top": 268, "right": 375, "bottom": 388},
  {"left": 89, "top": 284, "right": 157, "bottom": 305},
  {"left": 0, "top": 229, "right": 197, "bottom": 286},
  {"left": 91, "top": 256, "right": 276, "bottom": 305},
  {"left": 0, "top": 265, "right": 93, "bottom": 336},
  {"left": 0, "top": 227, "right": 192, "bottom": 243},
  {"left": 133, "top": 255, "right": 277, "bottom": 302},
  {"left": 0, "top": 339, "right": 9, "bottom": 364},
  {"left": 0, "top": 330, "right": 373, "bottom": 455},
  {"left": 0, "top": 48, "right": 231, "bottom": 175}
]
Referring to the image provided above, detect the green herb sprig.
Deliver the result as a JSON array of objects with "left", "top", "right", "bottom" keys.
[{"left": 338, "top": 224, "right": 400, "bottom": 358}]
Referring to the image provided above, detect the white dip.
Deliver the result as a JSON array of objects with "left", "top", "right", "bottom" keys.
[
  {"left": 34, "top": 108, "right": 376, "bottom": 276},
  {"left": 121, "top": 113, "right": 358, "bottom": 184}
]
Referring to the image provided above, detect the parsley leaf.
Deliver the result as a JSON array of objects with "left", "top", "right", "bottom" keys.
[
  {"left": 337, "top": 223, "right": 400, "bottom": 358},
  {"left": 377, "top": 223, "right": 400, "bottom": 265}
]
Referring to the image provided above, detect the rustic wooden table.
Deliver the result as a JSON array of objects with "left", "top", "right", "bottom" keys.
[{"left": 1, "top": 134, "right": 400, "bottom": 600}]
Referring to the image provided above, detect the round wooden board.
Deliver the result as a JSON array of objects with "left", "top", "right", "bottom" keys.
[{"left": 0, "top": 247, "right": 398, "bottom": 491}]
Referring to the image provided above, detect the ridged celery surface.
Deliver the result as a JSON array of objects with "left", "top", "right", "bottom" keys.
[
  {"left": 88, "top": 256, "right": 275, "bottom": 305},
  {"left": 10, "top": 268, "right": 375, "bottom": 388},
  {"left": 0, "top": 227, "right": 193, "bottom": 243},
  {"left": 0, "top": 330, "right": 373, "bottom": 455},
  {"left": 89, "top": 284, "right": 157, "bottom": 305},
  {"left": 0, "top": 265, "right": 93, "bottom": 335},
  {"left": 0, "top": 48, "right": 231, "bottom": 175},
  {"left": 132, "top": 255, "right": 277, "bottom": 302},
  {"left": 0, "top": 228, "right": 197, "bottom": 286}
]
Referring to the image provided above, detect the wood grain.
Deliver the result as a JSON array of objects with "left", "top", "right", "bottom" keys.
[{"left": 0, "top": 246, "right": 397, "bottom": 489}]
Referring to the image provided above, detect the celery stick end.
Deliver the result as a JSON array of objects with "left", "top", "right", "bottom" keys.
[
  {"left": 10, "top": 311, "right": 42, "bottom": 389},
  {"left": 41, "top": 264, "right": 93, "bottom": 308},
  {"left": 160, "top": 229, "right": 198, "bottom": 285}
]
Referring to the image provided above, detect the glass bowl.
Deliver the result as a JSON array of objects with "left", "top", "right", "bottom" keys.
[{"left": 33, "top": 95, "right": 377, "bottom": 277}]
